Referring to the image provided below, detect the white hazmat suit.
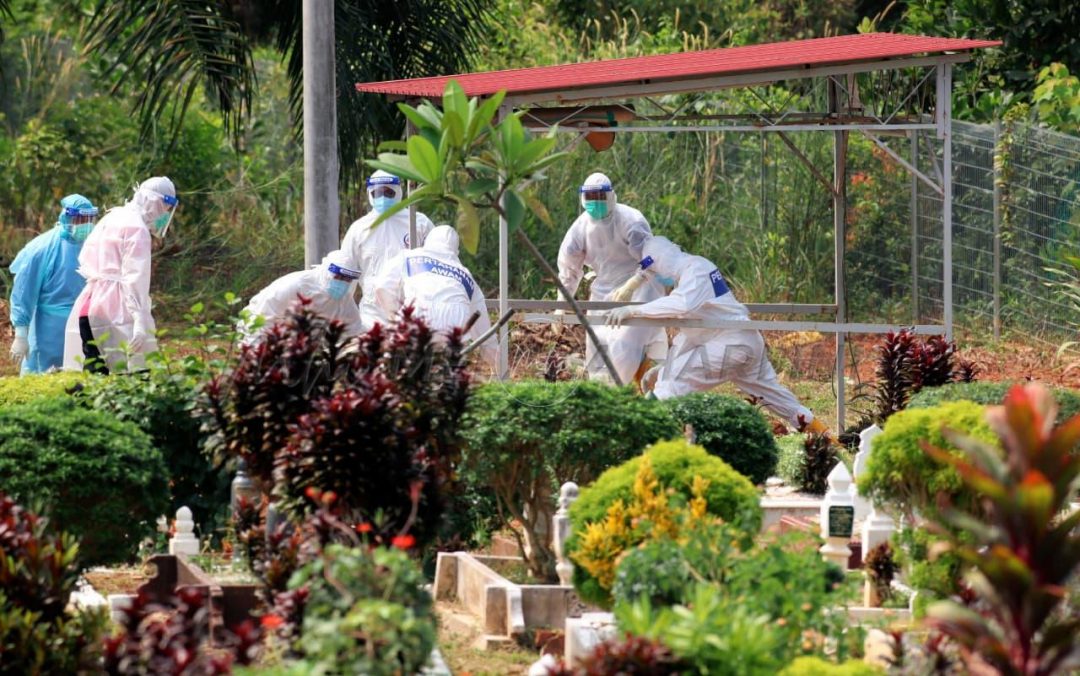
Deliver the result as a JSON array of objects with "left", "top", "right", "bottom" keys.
[
  {"left": 341, "top": 170, "right": 434, "bottom": 329},
  {"left": 609, "top": 236, "right": 814, "bottom": 427},
  {"left": 373, "top": 225, "right": 497, "bottom": 369},
  {"left": 63, "top": 177, "right": 177, "bottom": 372},
  {"left": 556, "top": 172, "right": 667, "bottom": 384},
  {"left": 239, "top": 250, "right": 365, "bottom": 344}
]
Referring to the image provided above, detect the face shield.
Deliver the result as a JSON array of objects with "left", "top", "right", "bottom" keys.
[
  {"left": 60, "top": 205, "right": 99, "bottom": 243},
  {"left": 326, "top": 261, "right": 360, "bottom": 300},
  {"left": 366, "top": 172, "right": 403, "bottom": 214},
  {"left": 150, "top": 192, "right": 179, "bottom": 239},
  {"left": 579, "top": 177, "right": 614, "bottom": 220}
]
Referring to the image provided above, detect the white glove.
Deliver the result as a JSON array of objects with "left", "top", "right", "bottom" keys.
[
  {"left": 605, "top": 306, "right": 634, "bottom": 327},
  {"left": 9, "top": 327, "right": 29, "bottom": 364},
  {"left": 128, "top": 330, "right": 147, "bottom": 353},
  {"left": 129, "top": 314, "right": 150, "bottom": 353},
  {"left": 610, "top": 273, "right": 646, "bottom": 303}
]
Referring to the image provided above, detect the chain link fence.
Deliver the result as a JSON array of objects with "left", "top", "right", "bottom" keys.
[{"left": 914, "top": 120, "right": 1080, "bottom": 343}]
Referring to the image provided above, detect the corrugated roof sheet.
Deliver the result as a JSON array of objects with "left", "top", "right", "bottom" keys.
[{"left": 355, "top": 33, "right": 1000, "bottom": 100}]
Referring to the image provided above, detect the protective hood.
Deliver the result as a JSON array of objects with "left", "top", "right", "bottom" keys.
[
  {"left": 640, "top": 236, "right": 687, "bottom": 280},
  {"left": 320, "top": 249, "right": 360, "bottom": 281},
  {"left": 366, "top": 170, "right": 403, "bottom": 207},
  {"left": 579, "top": 171, "right": 617, "bottom": 217},
  {"left": 130, "top": 176, "right": 177, "bottom": 231},
  {"left": 423, "top": 225, "right": 460, "bottom": 260}
]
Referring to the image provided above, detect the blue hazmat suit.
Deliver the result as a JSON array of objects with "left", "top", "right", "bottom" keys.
[{"left": 8, "top": 195, "right": 95, "bottom": 374}]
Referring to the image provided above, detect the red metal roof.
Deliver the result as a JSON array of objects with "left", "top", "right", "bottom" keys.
[{"left": 355, "top": 33, "right": 999, "bottom": 100}]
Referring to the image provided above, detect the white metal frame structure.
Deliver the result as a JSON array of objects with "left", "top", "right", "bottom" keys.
[{"left": 360, "top": 36, "right": 997, "bottom": 428}]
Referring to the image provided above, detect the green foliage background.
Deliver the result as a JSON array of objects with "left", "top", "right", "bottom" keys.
[{"left": 1, "top": 0, "right": 1075, "bottom": 329}]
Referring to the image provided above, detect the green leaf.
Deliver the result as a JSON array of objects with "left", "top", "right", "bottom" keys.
[
  {"left": 367, "top": 155, "right": 426, "bottom": 184},
  {"left": 504, "top": 190, "right": 526, "bottom": 232},
  {"left": 465, "top": 177, "right": 499, "bottom": 198},
  {"left": 377, "top": 140, "right": 409, "bottom": 153},
  {"left": 407, "top": 135, "right": 441, "bottom": 184},
  {"left": 189, "top": 302, "right": 204, "bottom": 314},
  {"left": 522, "top": 189, "right": 553, "bottom": 226},
  {"left": 398, "top": 101, "right": 442, "bottom": 131},
  {"left": 452, "top": 196, "right": 481, "bottom": 255},
  {"left": 468, "top": 91, "right": 507, "bottom": 145},
  {"left": 443, "top": 80, "right": 469, "bottom": 127},
  {"left": 514, "top": 136, "right": 557, "bottom": 174},
  {"left": 443, "top": 109, "right": 465, "bottom": 149}
]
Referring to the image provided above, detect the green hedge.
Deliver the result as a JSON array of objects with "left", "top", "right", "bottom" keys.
[
  {"left": 779, "top": 657, "right": 883, "bottom": 675},
  {"left": 568, "top": 439, "right": 761, "bottom": 605},
  {"left": 664, "top": 392, "right": 778, "bottom": 484},
  {"left": 0, "top": 397, "right": 169, "bottom": 564},
  {"left": 908, "top": 381, "right": 1080, "bottom": 422},
  {"left": 78, "top": 369, "right": 228, "bottom": 538},
  {"left": 0, "top": 372, "right": 85, "bottom": 407},
  {"left": 856, "top": 401, "right": 996, "bottom": 518},
  {"left": 459, "top": 380, "right": 680, "bottom": 578}
]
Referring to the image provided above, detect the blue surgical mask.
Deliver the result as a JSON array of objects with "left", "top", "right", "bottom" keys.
[
  {"left": 584, "top": 200, "right": 609, "bottom": 219},
  {"left": 373, "top": 196, "right": 398, "bottom": 214},
  {"left": 327, "top": 278, "right": 351, "bottom": 300},
  {"left": 656, "top": 274, "right": 676, "bottom": 288},
  {"left": 71, "top": 223, "right": 93, "bottom": 243}
]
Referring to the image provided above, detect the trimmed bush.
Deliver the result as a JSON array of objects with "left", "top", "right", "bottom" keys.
[
  {"left": 79, "top": 368, "right": 229, "bottom": 540},
  {"left": 779, "top": 657, "right": 883, "bottom": 675},
  {"left": 567, "top": 439, "right": 761, "bottom": 605},
  {"left": 856, "top": 401, "right": 996, "bottom": 519},
  {"left": 0, "top": 397, "right": 169, "bottom": 564},
  {"left": 459, "top": 380, "right": 680, "bottom": 579},
  {"left": 908, "top": 381, "right": 1080, "bottom": 422},
  {"left": 664, "top": 392, "right": 778, "bottom": 484},
  {"left": 0, "top": 372, "right": 84, "bottom": 407}
]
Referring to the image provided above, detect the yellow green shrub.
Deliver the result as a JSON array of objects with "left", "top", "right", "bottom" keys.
[{"left": 0, "top": 372, "right": 85, "bottom": 408}]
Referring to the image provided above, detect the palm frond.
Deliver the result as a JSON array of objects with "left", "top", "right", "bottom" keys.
[
  {"left": 0, "top": 0, "right": 13, "bottom": 44},
  {"left": 275, "top": 0, "right": 494, "bottom": 188},
  {"left": 84, "top": 0, "right": 255, "bottom": 146}
]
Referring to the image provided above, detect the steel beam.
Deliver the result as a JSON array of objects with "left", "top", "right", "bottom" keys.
[
  {"left": 483, "top": 300, "right": 838, "bottom": 314},
  {"left": 503, "top": 54, "right": 970, "bottom": 107},
  {"left": 860, "top": 131, "right": 943, "bottom": 195},
  {"left": 525, "top": 123, "right": 938, "bottom": 134},
  {"left": 519, "top": 314, "right": 947, "bottom": 335},
  {"left": 940, "top": 64, "right": 954, "bottom": 341},
  {"left": 497, "top": 103, "right": 510, "bottom": 379}
]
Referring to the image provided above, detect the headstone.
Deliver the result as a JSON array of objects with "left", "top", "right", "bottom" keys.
[
  {"left": 553, "top": 482, "right": 579, "bottom": 586},
  {"left": 852, "top": 424, "right": 882, "bottom": 522},
  {"left": 819, "top": 463, "right": 854, "bottom": 569},
  {"left": 169, "top": 506, "right": 200, "bottom": 557},
  {"left": 565, "top": 612, "right": 617, "bottom": 666}
]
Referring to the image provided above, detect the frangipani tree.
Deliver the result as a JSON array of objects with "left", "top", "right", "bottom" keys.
[{"left": 367, "top": 80, "right": 622, "bottom": 384}]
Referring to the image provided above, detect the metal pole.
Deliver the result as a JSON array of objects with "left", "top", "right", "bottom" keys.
[
  {"left": 497, "top": 103, "right": 510, "bottom": 379},
  {"left": 830, "top": 77, "right": 847, "bottom": 431},
  {"left": 911, "top": 129, "right": 919, "bottom": 323},
  {"left": 940, "top": 64, "right": 954, "bottom": 341},
  {"left": 992, "top": 119, "right": 1002, "bottom": 341},
  {"left": 405, "top": 120, "right": 418, "bottom": 250},
  {"left": 302, "top": 0, "right": 339, "bottom": 267}
]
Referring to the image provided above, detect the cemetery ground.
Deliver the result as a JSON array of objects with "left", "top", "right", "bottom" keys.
[{"left": 1, "top": 305, "right": 1078, "bottom": 675}]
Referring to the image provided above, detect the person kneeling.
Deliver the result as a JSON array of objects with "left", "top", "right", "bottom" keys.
[{"left": 606, "top": 236, "right": 827, "bottom": 434}]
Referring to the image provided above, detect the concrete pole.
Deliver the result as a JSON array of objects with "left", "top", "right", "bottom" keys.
[{"left": 303, "top": 0, "right": 339, "bottom": 267}]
